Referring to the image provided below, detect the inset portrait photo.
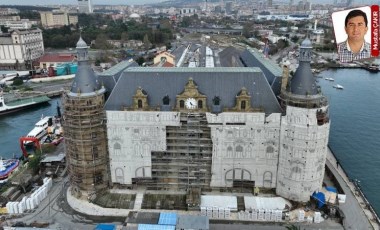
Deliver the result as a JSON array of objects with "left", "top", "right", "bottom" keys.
[{"left": 332, "top": 7, "right": 372, "bottom": 63}]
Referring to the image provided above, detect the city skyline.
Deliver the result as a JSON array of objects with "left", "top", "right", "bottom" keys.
[
  {"left": 0, "top": 0, "right": 166, "bottom": 6},
  {"left": 0, "top": 0, "right": 378, "bottom": 5}
]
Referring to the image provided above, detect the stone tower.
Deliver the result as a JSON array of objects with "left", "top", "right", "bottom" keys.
[
  {"left": 276, "top": 39, "right": 330, "bottom": 202},
  {"left": 63, "top": 37, "right": 109, "bottom": 198}
]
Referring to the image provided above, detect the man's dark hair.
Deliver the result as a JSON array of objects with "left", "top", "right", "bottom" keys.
[{"left": 345, "top": 9, "right": 368, "bottom": 27}]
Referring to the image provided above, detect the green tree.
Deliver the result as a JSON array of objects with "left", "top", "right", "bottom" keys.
[
  {"left": 143, "top": 34, "right": 151, "bottom": 49},
  {"left": 95, "top": 33, "right": 111, "bottom": 49},
  {"left": 285, "top": 224, "right": 300, "bottom": 230},
  {"left": 12, "top": 78, "right": 23, "bottom": 86},
  {"left": 28, "top": 150, "right": 42, "bottom": 174},
  {"left": 136, "top": 56, "right": 145, "bottom": 66},
  {"left": 121, "top": 32, "right": 129, "bottom": 42},
  {"left": 242, "top": 22, "right": 253, "bottom": 38}
]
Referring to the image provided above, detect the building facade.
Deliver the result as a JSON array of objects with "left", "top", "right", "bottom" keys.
[
  {"left": 40, "top": 12, "right": 78, "bottom": 28},
  {"left": 66, "top": 39, "right": 330, "bottom": 203},
  {"left": 0, "top": 29, "right": 44, "bottom": 70}
]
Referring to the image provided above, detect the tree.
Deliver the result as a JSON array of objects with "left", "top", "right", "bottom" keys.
[
  {"left": 0, "top": 25, "right": 8, "bottom": 33},
  {"left": 28, "top": 150, "right": 42, "bottom": 174},
  {"left": 121, "top": 32, "right": 128, "bottom": 42},
  {"left": 242, "top": 22, "right": 253, "bottom": 38},
  {"left": 136, "top": 56, "right": 145, "bottom": 66},
  {"left": 12, "top": 78, "right": 23, "bottom": 86},
  {"left": 95, "top": 33, "right": 111, "bottom": 49},
  {"left": 285, "top": 224, "right": 300, "bottom": 230},
  {"left": 143, "top": 34, "right": 151, "bottom": 49}
]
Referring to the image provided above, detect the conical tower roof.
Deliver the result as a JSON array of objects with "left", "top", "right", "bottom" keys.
[
  {"left": 288, "top": 38, "right": 318, "bottom": 96},
  {"left": 69, "top": 37, "right": 102, "bottom": 95},
  {"left": 76, "top": 36, "right": 88, "bottom": 49}
]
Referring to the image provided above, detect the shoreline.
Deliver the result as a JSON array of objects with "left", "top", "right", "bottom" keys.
[{"left": 326, "top": 146, "right": 380, "bottom": 229}]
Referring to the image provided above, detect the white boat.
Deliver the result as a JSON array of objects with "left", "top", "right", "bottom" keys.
[
  {"left": 333, "top": 84, "right": 344, "bottom": 89},
  {"left": 325, "top": 77, "right": 334, "bottom": 81},
  {"left": 26, "top": 116, "right": 53, "bottom": 142}
]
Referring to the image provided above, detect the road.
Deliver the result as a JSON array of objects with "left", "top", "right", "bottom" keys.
[
  {"left": 3, "top": 143, "right": 122, "bottom": 229},
  {"left": 5, "top": 177, "right": 96, "bottom": 229}
]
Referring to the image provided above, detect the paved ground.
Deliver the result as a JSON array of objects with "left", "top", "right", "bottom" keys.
[{"left": 326, "top": 148, "right": 378, "bottom": 230}]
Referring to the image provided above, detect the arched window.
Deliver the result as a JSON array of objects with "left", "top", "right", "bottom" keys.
[
  {"left": 198, "top": 100, "right": 203, "bottom": 109},
  {"left": 241, "top": 101, "right": 246, "bottom": 110},
  {"left": 179, "top": 100, "right": 184, "bottom": 108},
  {"left": 138, "top": 99, "right": 142, "bottom": 108}
]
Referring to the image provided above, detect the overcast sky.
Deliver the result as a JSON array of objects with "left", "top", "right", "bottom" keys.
[{"left": 0, "top": 0, "right": 377, "bottom": 6}]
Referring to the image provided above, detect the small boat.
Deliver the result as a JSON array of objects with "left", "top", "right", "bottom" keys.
[
  {"left": 333, "top": 84, "right": 344, "bottom": 89},
  {"left": 0, "top": 158, "right": 20, "bottom": 183},
  {"left": 366, "top": 64, "right": 380, "bottom": 73},
  {"left": 325, "top": 77, "right": 334, "bottom": 81},
  {"left": 0, "top": 92, "right": 51, "bottom": 116}
]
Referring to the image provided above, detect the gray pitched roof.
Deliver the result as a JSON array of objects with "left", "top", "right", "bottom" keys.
[
  {"left": 219, "top": 46, "right": 245, "bottom": 67},
  {"left": 70, "top": 61, "right": 101, "bottom": 94},
  {"left": 105, "top": 67, "right": 282, "bottom": 115},
  {"left": 98, "top": 60, "right": 139, "bottom": 97},
  {"left": 240, "top": 48, "right": 282, "bottom": 95}
]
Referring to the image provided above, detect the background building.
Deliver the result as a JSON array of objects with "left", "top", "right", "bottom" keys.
[
  {"left": 0, "top": 29, "right": 44, "bottom": 70},
  {"left": 78, "top": 0, "right": 93, "bottom": 14},
  {"left": 40, "top": 12, "right": 78, "bottom": 28}
]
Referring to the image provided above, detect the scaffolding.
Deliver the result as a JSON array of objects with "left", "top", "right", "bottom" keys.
[
  {"left": 62, "top": 92, "right": 109, "bottom": 197},
  {"left": 146, "top": 112, "right": 213, "bottom": 191}
]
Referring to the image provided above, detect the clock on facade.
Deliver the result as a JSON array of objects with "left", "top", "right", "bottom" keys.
[{"left": 185, "top": 98, "right": 197, "bottom": 109}]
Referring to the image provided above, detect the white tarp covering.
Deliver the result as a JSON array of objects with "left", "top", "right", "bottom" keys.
[
  {"left": 201, "top": 195, "right": 237, "bottom": 211},
  {"left": 244, "top": 197, "right": 291, "bottom": 210}
]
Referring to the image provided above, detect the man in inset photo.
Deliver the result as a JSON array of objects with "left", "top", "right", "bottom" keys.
[{"left": 337, "top": 9, "right": 371, "bottom": 62}]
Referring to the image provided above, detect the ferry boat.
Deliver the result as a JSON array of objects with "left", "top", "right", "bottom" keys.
[
  {"left": 25, "top": 116, "right": 53, "bottom": 142},
  {"left": 0, "top": 158, "right": 20, "bottom": 183},
  {"left": 0, "top": 93, "right": 51, "bottom": 116}
]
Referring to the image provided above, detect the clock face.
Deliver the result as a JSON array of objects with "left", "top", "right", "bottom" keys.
[{"left": 185, "top": 98, "right": 197, "bottom": 109}]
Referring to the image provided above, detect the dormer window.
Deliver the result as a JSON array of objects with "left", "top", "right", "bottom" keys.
[
  {"left": 163, "top": 95, "right": 170, "bottom": 105},
  {"left": 213, "top": 96, "right": 220, "bottom": 105},
  {"left": 133, "top": 87, "right": 149, "bottom": 110},
  {"left": 234, "top": 87, "right": 251, "bottom": 112}
]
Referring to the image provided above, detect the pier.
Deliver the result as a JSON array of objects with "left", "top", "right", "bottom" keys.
[{"left": 326, "top": 147, "right": 380, "bottom": 230}]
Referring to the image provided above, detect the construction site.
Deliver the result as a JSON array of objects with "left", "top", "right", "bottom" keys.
[
  {"left": 140, "top": 113, "right": 213, "bottom": 191},
  {"left": 62, "top": 91, "right": 109, "bottom": 198}
]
